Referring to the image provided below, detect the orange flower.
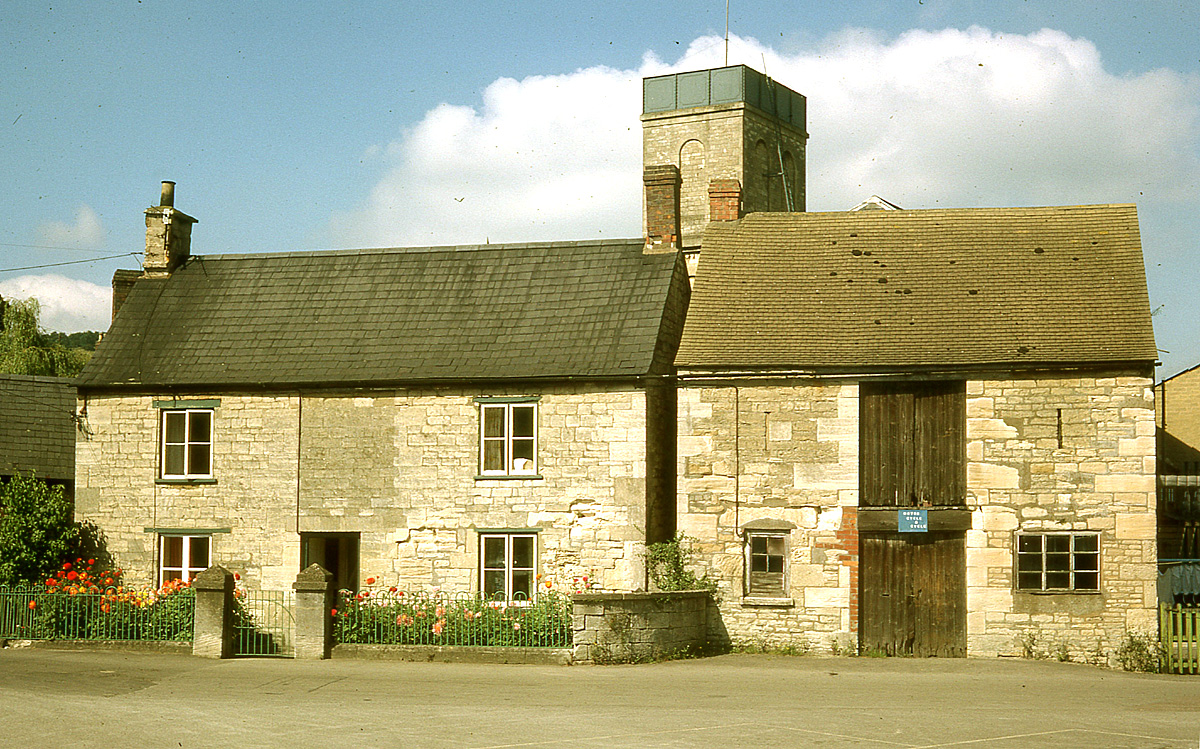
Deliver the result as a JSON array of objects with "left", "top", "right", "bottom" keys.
[
  {"left": 27, "top": 600, "right": 36, "bottom": 610},
  {"left": 366, "top": 576, "right": 376, "bottom": 585}
]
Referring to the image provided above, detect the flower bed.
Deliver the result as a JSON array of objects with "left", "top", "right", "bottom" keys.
[
  {"left": 333, "top": 582, "right": 571, "bottom": 648},
  {"left": 0, "top": 560, "right": 195, "bottom": 642}
]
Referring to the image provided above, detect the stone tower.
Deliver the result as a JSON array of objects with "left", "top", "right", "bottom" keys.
[{"left": 641, "top": 65, "right": 807, "bottom": 253}]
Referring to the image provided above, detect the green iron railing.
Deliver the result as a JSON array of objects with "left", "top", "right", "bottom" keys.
[
  {"left": 0, "top": 585, "right": 194, "bottom": 642},
  {"left": 334, "top": 589, "right": 572, "bottom": 648}
]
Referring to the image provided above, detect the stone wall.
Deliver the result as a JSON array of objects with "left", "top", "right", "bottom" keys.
[
  {"left": 966, "top": 375, "right": 1157, "bottom": 658},
  {"left": 677, "top": 373, "right": 1156, "bottom": 658},
  {"left": 76, "top": 382, "right": 657, "bottom": 593},
  {"left": 571, "top": 590, "right": 710, "bottom": 663},
  {"left": 677, "top": 381, "right": 859, "bottom": 653}
]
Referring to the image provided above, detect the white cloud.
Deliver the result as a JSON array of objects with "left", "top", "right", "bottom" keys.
[
  {"left": 37, "top": 205, "right": 107, "bottom": 249},
  {"left": 0, "top": 274, "right": 111, "bottom": 332},
  {"left": 327, "top": 28, "right": 1199, "bottom": 247}
]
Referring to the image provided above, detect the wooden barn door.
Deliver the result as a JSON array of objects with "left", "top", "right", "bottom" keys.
[
  {"left": 859, "top": 381, "right": 967, "bottom": 657},
  {"left": 860, "top": 532, "right": 966, "bottom": 657}
]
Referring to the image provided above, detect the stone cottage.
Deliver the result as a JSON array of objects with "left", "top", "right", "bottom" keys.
[
  {"left": 675, "top": 206, "right": 1158, "bottom": 658},
  {"left": 73, "top": 182, "right": 689, "bottom": 594}
]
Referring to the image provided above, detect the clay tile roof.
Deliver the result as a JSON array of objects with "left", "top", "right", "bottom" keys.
[
  {"left": 0, "top": 374, "right": 75, "bottom": 481},
  {"left": 676, "top": 204, "right": 1157, "bottom": 372},
  {"left": 80, "top": 240, "right": 684, "bottom": 388}
]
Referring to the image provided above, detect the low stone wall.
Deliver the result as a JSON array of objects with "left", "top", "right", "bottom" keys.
[{"left": 571, "top": 590, "right": 710, "bottom": 664}]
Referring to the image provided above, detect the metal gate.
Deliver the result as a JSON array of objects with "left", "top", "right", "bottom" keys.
[{"left": 234, "top": 589, "right": 294, "bottom": 658}]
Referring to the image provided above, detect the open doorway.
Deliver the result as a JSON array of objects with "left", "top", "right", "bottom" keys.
[{"left": 300, "top": 532, "right": 360, "bottom": 592}]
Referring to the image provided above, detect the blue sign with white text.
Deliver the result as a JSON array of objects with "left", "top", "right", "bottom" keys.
[{"left": 898, "top": 509, "right": 928, "bottom": 533}]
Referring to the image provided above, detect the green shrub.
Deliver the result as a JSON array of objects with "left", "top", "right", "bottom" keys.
[
  {"left": 1115, "top": 630, "right": 1164, "bottom": 673},
  {"left": 0, "top": 474, "right": 79, "bottom": 586},
  {"left": 644, "top": 534, "right": 716, "bottom": 592}
]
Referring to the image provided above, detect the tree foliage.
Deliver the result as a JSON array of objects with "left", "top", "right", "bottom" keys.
[
  {"left": 0, "top": 296, "right": 92, "bottom": 377},
  {"left": 0, "top": 473, "right": 79, "bottom": 586}
]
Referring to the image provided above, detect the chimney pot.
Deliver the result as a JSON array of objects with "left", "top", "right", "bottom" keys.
[{"left": 160, "top": 181, "right": 175, "bottom": 207}]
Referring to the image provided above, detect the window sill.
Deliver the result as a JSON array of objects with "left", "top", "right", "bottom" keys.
[
  {"left": 156, "top": 478, "right": 217, "bottom": 485},
  {"left": 1017, "top": 589, "right": 1100, "bottom": 596},
  {"left": 474, "top": 474, "right": 544, "bottom": 482},
  {"left": 741, "top": 596, "right": 795, "bottom": 608}
]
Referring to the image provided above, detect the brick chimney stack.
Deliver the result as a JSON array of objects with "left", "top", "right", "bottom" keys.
[
  {"left": 643, "top": 165, "right": 682, "bottom": 253},
  {"left": 708, "top": 179, "right": 742, "bottom": 222},
  {"left": 143, "top": 181, "right": 197, "bottom": 277}
]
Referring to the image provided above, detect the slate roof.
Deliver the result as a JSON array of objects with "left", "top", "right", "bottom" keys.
[
  {"left": 676, "top": 205, "right": 1157, "bottom": 372},
  {"left": 79, "top": 240, "right": 684, "bottom": 388},
  {"left": 0, "top": 375, "right": 75, "bottom": 481}
]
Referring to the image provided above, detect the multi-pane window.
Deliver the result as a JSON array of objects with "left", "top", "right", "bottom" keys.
[
  {"left": 746, "top": 531, "right": 787, "bottom": 596},
  {"left": 480, "top": 533, "right": 536, "bottom": 601},
  {"left": 161, "top": 409, "right": 213, "bottom": 479},
  {"left": 159, "top": 535, "right": 211, "bottom": 586},
  {"left": 1016, "top": 532, "right": 1100, "bottom": 591},
  {"left": 479, "top": 401, "right": 537, "bottom": 476}
]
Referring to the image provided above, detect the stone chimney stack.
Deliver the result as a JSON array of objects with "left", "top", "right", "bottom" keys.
[
  {"left": 643, "top": 165, "right": 682, "bottom": 253},
  {"left": 143, "top": 181, "right": 197, "bottom": 277},
  {"left": 708, "top": 179, "right": 742, "bottom": 222}
]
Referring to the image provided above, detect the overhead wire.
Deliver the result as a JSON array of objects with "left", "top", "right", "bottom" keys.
[{"left": 0, "top": 253, "right": 140, "bottom": 273}]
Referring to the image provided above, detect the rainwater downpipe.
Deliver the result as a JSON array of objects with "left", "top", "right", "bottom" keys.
[
  {"left": 734, "top": 386, "right": 740, "bottom": 530},
  {"left": 296, "top": 392, "right": 302, "bottom": 535}
]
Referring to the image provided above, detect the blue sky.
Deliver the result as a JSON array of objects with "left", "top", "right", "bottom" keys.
[{"left": 2, "top": 1, "right": 1197, "bottom": 376}]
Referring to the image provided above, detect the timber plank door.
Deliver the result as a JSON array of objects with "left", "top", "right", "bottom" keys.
[{"left": 859, "top": 381, "right": 967, "bottom": 657}]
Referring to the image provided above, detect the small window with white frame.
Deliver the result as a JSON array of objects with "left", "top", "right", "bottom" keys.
[
  {"left": 478, "top": 399, "right": 538, "bottom": 476},
  {"left": 746, "top": 531, "right": 788, "bottom": 597},
  {"left": 1016, "top": 531, "right": 1100, "bottom": 592},
  {"left": 160, "top": 408, "right": 213, "bottom": 479},
  {"left": 742, "top": 519, "right": 795, "bottom": 599},
  {"left": 480, "top": 532, "right": 537, "bottom": 602},
  {"left": 159, "top": 534, "right": 211, "bottom": 586}
]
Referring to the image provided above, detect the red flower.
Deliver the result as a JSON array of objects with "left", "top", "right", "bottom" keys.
[
  {"left": 28, "top": 600, "right": 36, "bottom": 610},
  {"left": 234, "top": 572, "right": 241, "bottom": 581},
  {"left": 62, "top": 562, "right": 72, "bottom": 571},
  {"left": 366, "top": 577, "right": 376, "bottom": 585},
  {"left": 330, "top": 608, "right": 338, "bottom": 616},
  {"left": 66, "top": 570, "right": 78, "bottom": 580},
  {"left": 45, "top": 579, "right": 55, "bottom": 586},
  {"left": 87, "top": 559, "right": 95, "bottom": 565},
  {"left": 388, "top": 586, "right": 397, "bottom": 593}
]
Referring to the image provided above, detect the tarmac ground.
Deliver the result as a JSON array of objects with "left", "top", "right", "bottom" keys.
[{"left": 2, "top": 647, "right": 1199, "bottom": 748}]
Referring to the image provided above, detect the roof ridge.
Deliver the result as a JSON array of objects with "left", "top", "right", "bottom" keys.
[{"left": 193, "top": 237, "right": 644, "bottom": 262}]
